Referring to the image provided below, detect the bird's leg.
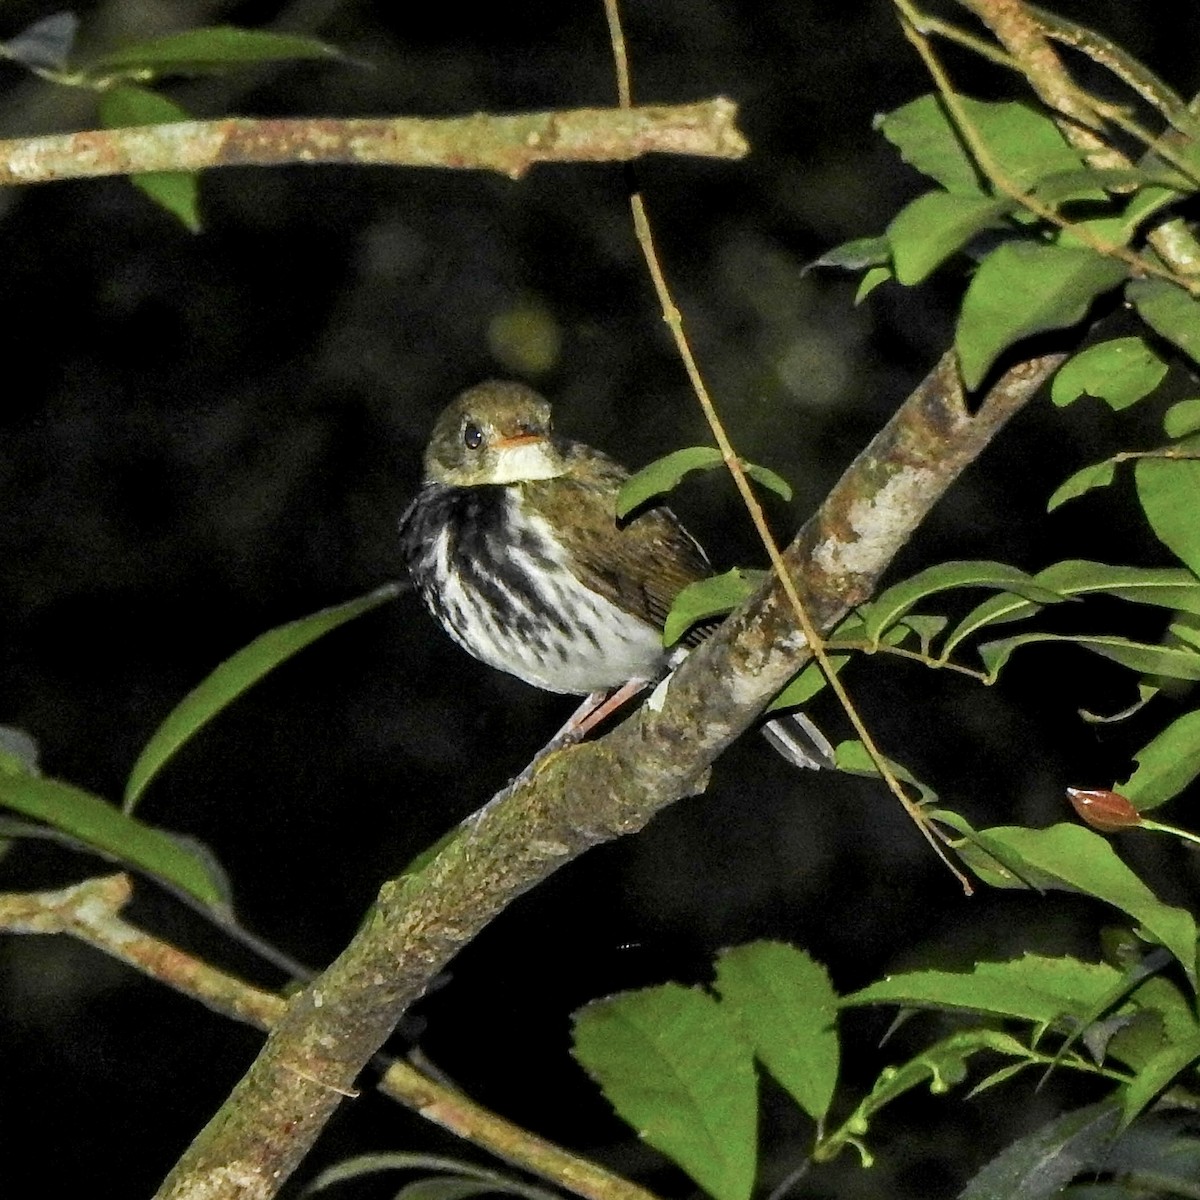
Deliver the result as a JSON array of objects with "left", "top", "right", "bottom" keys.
[
  {"left": 551, "top": 677, "right": 650, "bottom": 746},
  {"left": 495, "top": 679, "right": 651, "bottom": 799}
]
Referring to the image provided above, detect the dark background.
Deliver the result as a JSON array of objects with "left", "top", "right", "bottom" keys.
[{"left": 0, "top": 1, "right": 1197, "bottom": 1196}]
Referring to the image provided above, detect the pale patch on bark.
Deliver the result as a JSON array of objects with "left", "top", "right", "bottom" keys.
[{"left": 812, "top": 466, "right": 938, "bottom": 578}]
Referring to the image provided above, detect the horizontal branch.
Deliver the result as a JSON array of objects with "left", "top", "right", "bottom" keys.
[
  {"left": 157, "top": 347, "right": 1063, "bottom": 1200},
  {"left": 0, "top": 873, "right": 660, "bottom": 1200},
  {"left": 0, "top": 99, "right": 747, "bottom": 186}
]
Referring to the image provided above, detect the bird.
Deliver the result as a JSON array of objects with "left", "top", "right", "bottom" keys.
[{"left": 398, "top": 380, "right": 832, "bottom": 770}]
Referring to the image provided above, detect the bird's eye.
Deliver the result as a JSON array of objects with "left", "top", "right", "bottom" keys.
[{"left": 462, "top": 422, "right": 484, "bottom": 451}]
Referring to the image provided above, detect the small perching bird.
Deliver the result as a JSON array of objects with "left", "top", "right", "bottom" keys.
[{"left": 398, "top": 380, "right": 832, "bottom": 769}]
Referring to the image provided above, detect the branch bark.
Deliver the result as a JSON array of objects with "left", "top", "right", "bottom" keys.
[
  {"left": 0, "top": 874, "right": 660, "bottom": 1200},
  {"left": 0, "top": 100, "right": 747, "bottom": 185},
  {"left": 154, "top": 346, "right": 1062, "bottom": 1200}
]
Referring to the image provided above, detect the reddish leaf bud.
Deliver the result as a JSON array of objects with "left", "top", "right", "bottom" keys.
[{"left": 1066, "top": 787, "right": 1143, "bottom": 832}]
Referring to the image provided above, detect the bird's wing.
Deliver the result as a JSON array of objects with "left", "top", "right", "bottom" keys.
[{"left": 523, "top": 445, "right": 712, "bottom": 632}]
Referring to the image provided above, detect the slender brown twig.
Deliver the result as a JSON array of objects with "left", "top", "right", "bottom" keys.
[{"left": 602, "top": 0, "right": 973, "bottom": 890}]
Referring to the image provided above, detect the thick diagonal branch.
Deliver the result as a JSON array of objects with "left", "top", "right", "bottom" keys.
[
  {"left": 154, "top": 347, "right": 1061, "bottom": 1200},
  {"left": 0, "top": 100, "right": 747, "bottom": 186}
]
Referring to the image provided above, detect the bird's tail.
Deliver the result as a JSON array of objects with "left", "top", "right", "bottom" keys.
[{"left": 759, "top": 712, "right": 835, "bottom": 771}]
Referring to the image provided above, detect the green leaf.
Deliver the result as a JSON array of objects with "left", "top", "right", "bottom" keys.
[
  {"left": 1165, "top": 398, "right": 1200, "bottom": 439},
  {"left": 741, "top": 462, "right": 793, "bottom": 502},
  {"left": 1046, "top": 459, "right": 1118, "bottom": 511},
  {"left": 0, "top": 772, "right": 226, "bottom": 907},
  {"left": 1118, "top": 709, "right": 1200, "bottom": 812},
  {"left": 1128, "top": 278, "right": 1200, "bottom": 367},
  {"left": 662, "top": 569, "right": 766, "bottom": 647},
  {"left": 572, "top": 984, "right": 757, "bottom": 1200},
  {"left": 855, "top": 266, "right": 892, "bottom": 304},
  {"left": 766, "top": 616, "right": 910, "bottom": 712},
  {"left": 714, "top": 942, "right": 839, "bottom": 1122},
  {"left": 861, "top": 560, "right": 1064, "bottom": 644},
  {"left": 807, "top": 236, "right": 891, "bottom": 272},
  {"left": 877, "top": 95, "right": 1084, "bottom": 197},
  {"left": 970, "top": 824, "right": 1197, "bottom": 984},
  {"left": 1038, "top": 560, "right": 1200, "bottom": 614},
  {"left": 97, "top": 85, "right": 200, "bottom": 232},
  {"left": 887, "top": 192, "right": 1011, "bottom": 285},
  {"left": 957, "top": 243, "right": 1128, "bottom": 391},
  {"left": 1032, "top": 167, "right": 1187, "bottom": 207},
  {"left": 960, "top": 1099, "right": 1121, "bottom": 1200},
  {"left": 84, "top": 26, "right": 340, "bottom": 80},
  {"left": 124, "top": 584, "right": 401, "bottom": 813},
  {"left": 1136, "top": 455, "right": 1200, "bottom": 575},
  {"left": 978, "top": 632, "right": 1200, "bottom": 684},
  {"left": 897, "top": 613, "right": 948, "bottom": 654},
  {"left": 617, "top": 447, "right": 722, "bottom": 516},
  {"left": 1121, "top": 1033, "right": 1200, "bottom": 1129},
  {"left": 843, "top": 954, "right": 1121, "bottom": 1028},
  {"left": 617, "top": 449, "right": 791, "bottom": 517},
  {"left": 1050, "top": 337, "right": 1168, "bottom": 411},
  {"left": 832, "top": 740, "right": 937, "bottom": 803},
  {"left": 766, "top": 656, "right": 845, "bottom": 711}
]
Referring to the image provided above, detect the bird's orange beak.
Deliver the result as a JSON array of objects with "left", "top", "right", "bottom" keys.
[{"left": 495, "top": 432, "right": 545, "bottom": 449}]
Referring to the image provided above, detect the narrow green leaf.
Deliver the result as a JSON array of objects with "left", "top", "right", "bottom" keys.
[
  {"left": 741, "top": 462, "right": 792, "bottom": 502},
  {"left": 1032, "top": 167, "right": 1188, "bottom": 206},
  {"left": 807, "top": 236, "right": 891, "bottom": 272},
  {"left": 960, "top": 1100, "right": 1121, "bottom": 1200},
  {"left": 1046, "top": 459, "right": 1118, "bottom": 511},
  {"left": 964, "top": 1060, "right": 1036, "bottom": 1100},
  {"left": 714, "top": 942, "right": 839, "bottom": 1122},
  {"left": 957, "top": 243, "right": 1128, "bottom": 391},
  {"left": 662, "top": 569, "right": 766, "bottom": 647},
  {"left": 84, "top": 25, "right": 341, "bottom": 79},
  {"left": 617, "top": 449, "right": 791, "bottom": 517},
  {"left": 572, "top": 984, "right": 757, "bottom": 1200},
  {"left": 1121, "top": 1034, "right": 1200, "bottom": 1129},
  {"left": 766, "top": 656, "right": 847, "bottom": 711},
  {"left": 1128, "top": 278, "right": 1200, "bottom": 366},
  {"left": 940, "top": 593, "right": 1044, "bottom": 661},
  {"left": 855, "top": 266, "right": 892, "bottom": 304},
  {"left": 1039, "top": 560, "right": 1200, "bottom": 614},
  {"left": 833, "top": 740, "right": 937, "bottom": 803},
  {"left": 766, "top": 616, "right": 910, "bottom": 712},
  {"left": 978, "top": 632, "right": 1200, "bottom": 684},
  {"left": 887, "top": 191, "right": 1010, "bottom": 284},
  {"left": 124, "top": 584, "right": 401, "bottom": 812},
  {"left": 98, "top": 85, "right": 200, "bottom": 232},
  {"left": 843, "top": 954, "right": 1121, "bottom": 1028},
  {"left": 878, "top": 96, "right": 1084, "bottom": 197},
  {"left": 1165, "top": 398, "right": 1200, "bottom": 439},
  {"left": 971, "top": 824, "right": 1197, "bottom": 984},
  {"left": 1136, "top": 455, "right": 1200, "bottom": 575},
  {"left": 617, "top": 447, "right": 722, "bottom": 517},
  {"left": 1118, "top": 709, "right": 1200, "bottom": 811},
  {"left": 1051, "top": 337, "right": 1168, "bottom": 411},
  {"left": 861, "top": 561, "right": 1063, "bottom": 644},
  {"left": 0, "top": 772, "right": 225, "bottom": 907}
]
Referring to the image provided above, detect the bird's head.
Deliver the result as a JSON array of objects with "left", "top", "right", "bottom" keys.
[{"left": 423, "top": 381, "right": 570, "bottom": 487}]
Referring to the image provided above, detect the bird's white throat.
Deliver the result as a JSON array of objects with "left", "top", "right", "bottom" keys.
[{"left": 489, "top": 440, "right": 565, "bottom": 484}]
